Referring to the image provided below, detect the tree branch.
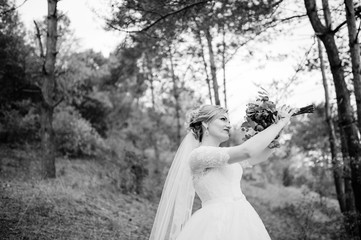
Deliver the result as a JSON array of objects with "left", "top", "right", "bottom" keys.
[
  {"left": 34, "top": 21, "right": 45, "bottom": 59},
  {"left": 332, "top": 20, "right": 347, "bottom": 34},
  {"left": 279, "top": 38, "right": 317, "bottom": 99},
  {"left": 304, "top": 0, "right": 328, "bottom": 36},
  {"left": 105, "top": 20, "right": 139, "bottom": 33},
  {"left": 356, "top": 21, "right": 361, "bottom": 41},
  {"left": 321, "top": 0, "right": 332, "bottom": 28},
  {"left": 34, "top": 20, "right": 47, "bottom": 75},
  {"left": 1, "top": 0, "right": 28, "bottom": 15},
  {"left": 108, "top": 0, "right": 212, "bottom": 33},
  {"left": 53, "top": 96, "right": 64, "bottom": 108},
  {"left": 225, "top": 22, "right": 277, "bottom": 64},
  {"left": 332, "top": 5, "right": 361, "bottom": 35},
  {"left": 278, "top": 14, "right": 308, "bottom": 23},
  {"left": 141, "top": 0, "right": 212, "bottom": 32}
]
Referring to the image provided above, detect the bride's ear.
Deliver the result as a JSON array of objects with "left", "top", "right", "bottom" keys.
[{"left": 202, "top": 122, "right": 208, "bottom": 130}]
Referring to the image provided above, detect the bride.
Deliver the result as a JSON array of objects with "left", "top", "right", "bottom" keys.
[{"left": 149, "top": 104, "right": 297, "bottom": 240}]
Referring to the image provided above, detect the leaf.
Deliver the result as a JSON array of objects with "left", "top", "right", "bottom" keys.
[{"left": 241, "top": 122, "right": 251, "bottom": 128}]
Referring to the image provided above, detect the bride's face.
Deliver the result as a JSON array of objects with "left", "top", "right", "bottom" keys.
[{"left": 207, "top": 113, "right": 231, "bottom": 143}]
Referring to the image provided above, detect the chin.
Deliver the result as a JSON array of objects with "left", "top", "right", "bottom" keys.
[{"left": 220, "top": 135, "right": 230, "bottom": 143}]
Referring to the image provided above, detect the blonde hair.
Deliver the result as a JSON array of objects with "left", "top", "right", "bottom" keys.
[{"left": 186, "top": 105, "right": 228, "bottom": 142}]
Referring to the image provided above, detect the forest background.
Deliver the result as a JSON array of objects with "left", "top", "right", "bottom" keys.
[{"left": 1, "top": 0, "right": 361, "bottom": 239}]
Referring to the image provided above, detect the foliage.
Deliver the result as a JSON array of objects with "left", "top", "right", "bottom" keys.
[
  {"left": 0, "top": 0, "right": 37, "bottom": 108},
  {"left": 285, "top": 103, "right": 338, "bottom": 198},
  {"left": 112, "top": 150, "right": 149, "bottom": 195},
  {"left": 246, "top": 103, "right": 337, "bottom": 200},
  {"left": 271, "top": 189, "right": 347, "bottom": 240},
  {"left": 0, "top": 100, "right": 40, "bottom": 144},
  {"left": 106, "top": 0, "right": 286, "bottom": 106},
  {"left": 58, "top": 50, "right": 112, "bottom": 136},
  {"left": 107, "top": 0, "right": 282, "bottom": 37},
  {"left": 53, "top": 105, "right": 108, "bottom": 158}
]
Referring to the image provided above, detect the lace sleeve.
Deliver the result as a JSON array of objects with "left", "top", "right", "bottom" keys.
[
  {"left": 189, "top": 146, "right": 230, "bottom": 172},
  {"left": 240, "top": 160, "right": 253, "bottom": 168}
]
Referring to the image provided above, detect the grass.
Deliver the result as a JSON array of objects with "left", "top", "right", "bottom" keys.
[
  {"left": 0, "top": 146, "right": 155, "bottom": 240},
  {"left": 242, "top": 183, "right": 346, "bottom": 240},
  {"left": 1, "top": 180, "right": 154, "bottom": 240},
  {"left": 0, "top": 145, "right": 347, "bottom": 240}
]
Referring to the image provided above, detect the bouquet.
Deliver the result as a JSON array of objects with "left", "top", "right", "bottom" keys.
[{"left": 240, "top": 89, "right": 315, "bottom": 149}]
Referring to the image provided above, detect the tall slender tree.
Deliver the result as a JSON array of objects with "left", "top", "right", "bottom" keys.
[
  {"left": 304, "top": 0, "right": 361, "bottom": 237},
  {"left": 194, "top": 28, "right": 213, "bottom": 104},
  {"left": 204, "top": 26, "right": 220, "bottom": 105},
  {"left": 345, "top": 0, "right": 361, "bottom": 132},
  {"left": 34, "top": 0, "right": 60, "bottom": 179},
  {"left": 318, "top": 38, "right": 346, "bottom": 212},
  {"left": 221, "top": 26, "right": 227, "bottom": 108},
  {"left": 169, "top": 44, "right": 181, "bottom": 146}
]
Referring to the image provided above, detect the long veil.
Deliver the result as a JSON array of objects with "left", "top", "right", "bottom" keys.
[{"left": 149, "top": 132, "right": 200, "bottom": 240}]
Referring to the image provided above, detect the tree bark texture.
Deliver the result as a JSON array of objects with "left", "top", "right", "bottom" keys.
[
  {"left": 340, "top": 126, "right": 359, "bottom": 237},
  {"left": 195, "top": 29, "right": 213, "bottom": 104},
  {"left": 169, "top": 46, "right": 181, "bottom": 146},
  {"left": 345, "top": 0, "right": 361, "bottom": 132},
  {"left": 144, "top": 52, "right": 161, "bottom": 184},
  {"left": 318, "top": 38, "right": 346, "bottom": 213},
  {"left": 305, "top": 0, "right": 361, "bottom": 237},
  {"left": 41, "top": 0, "right": 58, "bottom": 179},
  {"left": 145, "top": 53, "right": 156, "bottom": 109},
  {"left": 204, "top": 27, "right": 220, "bottom": 105},
  {"left": 222, "top": 25, "right": 227, "bottom": 108}
]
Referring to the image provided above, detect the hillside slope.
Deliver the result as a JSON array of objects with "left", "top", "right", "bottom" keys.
[{"left": 0, "top": 149, "right": 346, "bottom": 240}]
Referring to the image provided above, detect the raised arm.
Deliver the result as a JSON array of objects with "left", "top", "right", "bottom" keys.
[
  {"left": 225, "top": 105, "right": 296, "bottom": 164},
  {"left": 246, "top": 147, "right": 274, "bottom": 166}
]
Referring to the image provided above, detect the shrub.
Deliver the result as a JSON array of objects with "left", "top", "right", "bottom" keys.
[
  {"left": 109, "top": 150, "right": 148, "bottom": 195},
  {"left": 53, "top": 105, "right": 107, "bottom": 157},
  {"left": 271, "top": 189, "right": 347, "bottom": 240},
  {"left": 0, "top": 100, "right": 40, "bottom": 144}
]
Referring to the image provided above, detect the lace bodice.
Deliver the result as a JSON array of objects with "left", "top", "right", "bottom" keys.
[{"left": 189, "top": 146, "right": 251, "bottom": 205}]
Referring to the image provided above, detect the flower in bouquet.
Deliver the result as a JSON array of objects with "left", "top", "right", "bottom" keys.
[{"left": 240, "top": 89, "right": 315, "bottom": 149}]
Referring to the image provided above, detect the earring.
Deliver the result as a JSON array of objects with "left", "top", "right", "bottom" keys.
[{"left": 205, "top": 128, "right": 209, "bottom": 136}]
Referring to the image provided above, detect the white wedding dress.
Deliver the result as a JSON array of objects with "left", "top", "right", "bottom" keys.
[{"left": 176, "top": 146, "right": 271, "bottom": 240}]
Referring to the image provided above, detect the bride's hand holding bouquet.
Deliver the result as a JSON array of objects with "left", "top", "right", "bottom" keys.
[{"left": 240, "top": 90, "right": 315, "bottom": 149}]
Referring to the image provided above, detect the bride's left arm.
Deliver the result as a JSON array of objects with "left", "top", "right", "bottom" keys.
[
  {"left": 245, "top": 147, "right": 274, "bottom": 166},
  {"left": 231, "top": 128, "right": 274, "bottom": 166}
]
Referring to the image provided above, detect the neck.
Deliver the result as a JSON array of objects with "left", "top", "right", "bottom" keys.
[{"left": 201, "top": 136, "right": 221, "bottom": 147}]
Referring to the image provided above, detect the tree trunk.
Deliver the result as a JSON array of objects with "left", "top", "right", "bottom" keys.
[
  {"left": 195, "top": 29, "right": 213, "bottom": 104},
  {"left": 41, "top": 104, "right": 56, "bottom": 179},
  {"left": 318, "top": 38, "right": 346, "bottom": 212},
  {"left": 204, "top": 27, "right": 220, "bottom": 105},
  {"left": 41, "top": 0, "right": 58, "bottom": 179},
  {"left": 345, "top": 0, "right": 361, "bottom": 132},
  {"left": 169, "top": 46, "right": 181, "bottom": 146},
  {"left": 144, "top": 52, "right": 161, "bottom": 184},
  {"left": 340, "top": 126, "right": 359, "bottom": 237},
  {"left": 145, "top": 53, "right": 156, "bottom": 109},
  {"left": 222, "top": 25, "right": 227, "bottom": 108},
  {"left": 305, "top": 0, "right": 361, "bottom": 237}
]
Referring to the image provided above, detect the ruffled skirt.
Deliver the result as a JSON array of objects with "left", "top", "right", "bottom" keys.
[{"left": 176, "top": 197, "right": 271, "bottom": 240}]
